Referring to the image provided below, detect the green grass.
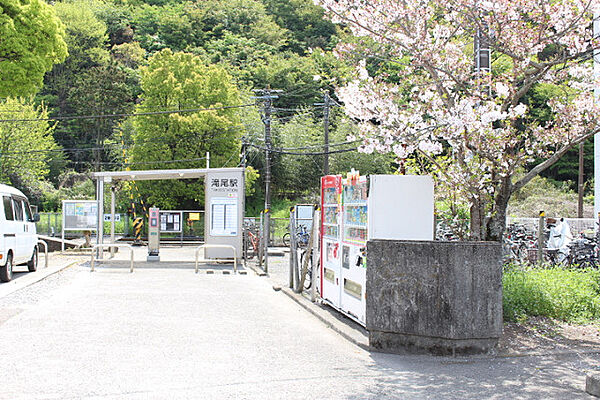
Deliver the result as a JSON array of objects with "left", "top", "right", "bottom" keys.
[{"left": 503, "top": 265, "right": 600, "bottom": 323}]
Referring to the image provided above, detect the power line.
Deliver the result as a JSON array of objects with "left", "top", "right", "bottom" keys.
[
  {"left": 0, "top": 123, "right": 248, "bottom": 156},
  {"left": 63, "top": 156, "right": 209, "bottom": 167},
  {"left": 246, "top": 139, "right": 360, "bottom": 151},
  {"left": 0, "top": 103, "right": 256, "bottom": 123},
  {"left": 248, "top": 143, "right": 357, "bottom": 156}
]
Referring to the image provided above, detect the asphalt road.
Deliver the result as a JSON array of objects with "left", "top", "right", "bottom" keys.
[{"left": 0, "top": 257, "right": 598, "bottom": 399}]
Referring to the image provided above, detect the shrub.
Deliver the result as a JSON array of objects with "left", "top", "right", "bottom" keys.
[{"left": 503, "top": 266, "right": 600, "bottom": 323}]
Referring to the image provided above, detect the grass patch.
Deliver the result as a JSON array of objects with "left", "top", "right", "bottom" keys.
[{"left": 503, "top": 266, "right": 600, "bottom": 323}]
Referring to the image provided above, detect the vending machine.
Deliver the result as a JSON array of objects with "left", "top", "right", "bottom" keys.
[
  {"left": 320, "top": 175, "right": 342, "bottom": 308},
  {"left": 339, "top": 172, "right": 368, "bottom": 323},
  {"left": 320, "top": 172, "right": 434, "bottom": 326}
]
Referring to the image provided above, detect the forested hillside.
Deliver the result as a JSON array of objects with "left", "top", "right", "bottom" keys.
[
  {"left": 1, "top": 0, "right": 596, "bottom": 222},
  {"left": 0, "top": 0, "right": 395, "bottom": 211}
]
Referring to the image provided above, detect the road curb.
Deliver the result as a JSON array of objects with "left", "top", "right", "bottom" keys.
[
  {"left": 0, "top": 256, "right": 80, "bottom": 299},
  {"left": 246, "top": 263, "right": 267, "bottom": 276},
  {"left": 278, "top": 286, "right": 370, "bottom": 351},
  {"left": 276, "top": 285, "right": 600, "bottom": 360}
]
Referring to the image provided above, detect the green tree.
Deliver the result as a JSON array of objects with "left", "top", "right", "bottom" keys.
[
  {"left": 40, "top": 1, "right": 110, "bottom": 160},
  {"left": 0, "top": 98, "right": 59, "bottom": 198},
  {"left": 67, "top": 62, "right": 136, "bottom": 169},
  {"left": 40, "top": 0, "right": 140, "bottom": 170},
  {"left": 130, "top": 49, "right": 243, "bottom": 209},
  {"left": 0, "top": 0, "right": 68, "bottom": 97},
  {"left": 262, "top": 0, "right": 337, "bottom": 54}
]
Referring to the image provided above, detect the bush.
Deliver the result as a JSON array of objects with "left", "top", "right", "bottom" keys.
[{"left": 503, "top": 266, "right": 600, "bottom": 323}]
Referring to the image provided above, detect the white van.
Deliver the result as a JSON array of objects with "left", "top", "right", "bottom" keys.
[{"left": 0, "top": 184, "right": 40, "bottom": 282}]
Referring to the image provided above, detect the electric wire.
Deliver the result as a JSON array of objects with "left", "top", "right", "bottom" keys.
[
  {"left": 247, "top": 143, "right": 357, "bottom": 156},
  {"left": 0, "top": 103, "right": 257, "bottom": 123}
]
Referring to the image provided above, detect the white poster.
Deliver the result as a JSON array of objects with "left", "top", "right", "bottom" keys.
[{"left": 210, "top": 197, "right": 238, "bottom": 236}]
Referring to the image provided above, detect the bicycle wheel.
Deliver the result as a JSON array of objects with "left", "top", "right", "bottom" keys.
[
  {"left": 299, "top": 250, "right": 312, "bottom": 290},
  {"left": 282, "top": 232, "right": 290, "bottom": 247}
]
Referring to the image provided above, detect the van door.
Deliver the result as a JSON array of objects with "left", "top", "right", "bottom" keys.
[
  {"left": 2, "top": 195, "right": 18, "bottom": 264},
  {"left": 11, "top": 196, "right": 27, "bottom": 264},
  {"left": 21, "top": 198, "right": 37, "bottom": 261}
]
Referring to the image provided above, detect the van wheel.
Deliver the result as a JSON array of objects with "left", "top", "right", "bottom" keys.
[
  {"left": 0, "top": 253, "right": 13, "bottom": 282},
  {"left": 27, "top": 248, "right": 38, "bottom": 272}
]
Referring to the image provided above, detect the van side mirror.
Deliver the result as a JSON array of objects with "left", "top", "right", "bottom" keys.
[{"left": 32, "top": 213, "right": 40, "bottom": 223}]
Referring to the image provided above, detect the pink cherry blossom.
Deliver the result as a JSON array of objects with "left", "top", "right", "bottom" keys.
[{"left": 315, "top": 0, "right": 600, "bottom": 240}]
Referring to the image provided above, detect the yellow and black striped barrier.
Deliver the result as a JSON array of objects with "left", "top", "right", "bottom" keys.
[{"left": 133, "top": 217, "right": 143, "bottom": 245}]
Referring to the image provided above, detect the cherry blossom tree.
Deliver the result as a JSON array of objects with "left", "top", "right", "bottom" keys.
[{"left": 315, "top": 0, "right": 600, "bottom": 241}]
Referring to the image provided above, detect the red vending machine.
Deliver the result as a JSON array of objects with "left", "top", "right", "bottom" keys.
[{"left": 320, "top": 175, "right": 342, "bottom": 308}]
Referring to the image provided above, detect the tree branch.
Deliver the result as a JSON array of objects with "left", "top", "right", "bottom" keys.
[{"left": 512, "top": 130, "right": 599, "bottom": 192}]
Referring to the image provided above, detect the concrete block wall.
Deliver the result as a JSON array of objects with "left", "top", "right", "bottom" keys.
[{"left": 366, "top": 240, "right": 503, "bottom": 355}]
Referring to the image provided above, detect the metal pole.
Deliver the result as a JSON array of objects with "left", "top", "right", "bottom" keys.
[
  {"left": 97, "top": 178, "right": 104, "bottom": 260},
  {"left": 538, "top": 211, "right": 544, "bottom": 266},
  {"left": 253, "top": 88, "right": 282, "bottom": 273},
  {"left": 289, "top": 208, "right": 295, "bottom": 289},
  {"left": 110, "top": 184, "right": 116, "bottom": 258},
  {"left": 206, "top": 152, "right": 210, "bottom": 169},
  {"left": 323, "top": 93, "right": 330, "bottom": 175},
  {"left": 264, "top": 91, "right": 272, "bottom": 274},
  {"left": 594, "top": 13, "right": 600, "bottom": 219},
  {"left": 578, "top": 142, "right": 584, "bottom": 218},
  {"left": 311, "top": 208, "right": 320, "bottom": 302},
  {"left": 258, "top": 211, "right": 264, "bottom": 268},
  {"left": 61, "top": 211, "right": 65, "bottom": 252}
]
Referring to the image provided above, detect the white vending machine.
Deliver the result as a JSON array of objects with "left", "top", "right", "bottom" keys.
[
  {"left": 339, "top": 173, "right": 368, "bottom": 323},
  {"left": 320, "top": 172, "right": 435, "bottom": 326}
]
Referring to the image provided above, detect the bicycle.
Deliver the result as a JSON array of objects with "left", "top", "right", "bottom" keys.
[
  {"left": 283, "top": 225, "right": 311, "bottom": 248},
  {"left": 243, "top": 221, "right": 261, "bottom": 260},
  {"left": 299, "top": 248, "right": 319, "bottom": 291}
]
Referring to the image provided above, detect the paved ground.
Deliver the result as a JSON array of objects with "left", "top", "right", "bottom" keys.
[{"left": 0, "top": 247, "right": 598, "bottom": 399}]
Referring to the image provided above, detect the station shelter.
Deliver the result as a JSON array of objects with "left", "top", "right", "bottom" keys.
[{"left": 92, "top": 168, "right": 245, "bottom": 261}]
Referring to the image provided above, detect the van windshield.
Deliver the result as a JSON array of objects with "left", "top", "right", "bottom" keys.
[{"left": 3, "top": 196, "right": 13, "bottom": 221}]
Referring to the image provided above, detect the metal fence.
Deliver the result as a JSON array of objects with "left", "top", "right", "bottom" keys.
[
  {"left": 38, "top": 211, "right": 597, "bottom": 243},
  {"left": 36, "top": 211, "right": 206, "bottom": 239},
  {"left": 506, "top": 216, "right": 596, "bottom": 235}
]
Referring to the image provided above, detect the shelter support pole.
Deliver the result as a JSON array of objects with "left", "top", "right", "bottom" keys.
[
  {"left": 97, "top": 178, "right": 105, "bottom": 260},
  {"left": 110, "top": 184, "right": 116, "bottom": 258}
]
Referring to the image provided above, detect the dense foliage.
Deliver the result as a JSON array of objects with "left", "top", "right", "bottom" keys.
[
  {"left": 503, "top": 266, "right": 600, "bottom": 323},
  {"left": 0, "top": 0, "right": 68, "bottom": 97},
  {"left": 0, "top": 0, "right": 375, "bottom": 211}
]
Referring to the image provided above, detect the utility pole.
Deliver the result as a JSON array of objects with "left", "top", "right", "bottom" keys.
[
  {"left": 579, "top": 142, "right": 584, "bottom": 218},
  {"left": 253, "top": 88, "right": 282, "bottom": 273},
  {"left": 316, "top": 93, "right": 331, "bottom": 176},
  {"left": 240, "top": 137, "right": 247, "bottom": 170},
  {"left": 594, "top": 12, "right": 600, "bottom": 219}
]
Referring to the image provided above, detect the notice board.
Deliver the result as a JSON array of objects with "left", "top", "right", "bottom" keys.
[
  {"left": 63, "top": 200, "right": 98, "bottom": 231},
  {"left": 210, "top": 197, "right": 238, "bottom": 236},
  {"left": 160, "top": 211, "right": 182, "bottom": 232}
]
